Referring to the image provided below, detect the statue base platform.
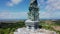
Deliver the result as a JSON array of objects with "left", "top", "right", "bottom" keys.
[
  {"left": 14, "top": 27, "right": 56, "bottom": 34},
  {"left": 25, "top": 20, "right": 39, "bottom": 29}
]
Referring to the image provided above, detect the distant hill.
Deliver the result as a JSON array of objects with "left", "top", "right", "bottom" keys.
[
  {"left": 0, "top": 19, "right": 60, "bottom": 23},
  {"left": 0, "top": 19, "right": 26, "bottom": 23}
]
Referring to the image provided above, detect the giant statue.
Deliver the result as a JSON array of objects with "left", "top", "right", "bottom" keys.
[{"left": 25, "top": 0, "right": 39, "bottom": 29}]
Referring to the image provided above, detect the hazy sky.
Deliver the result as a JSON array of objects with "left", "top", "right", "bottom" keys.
[{"left": 0, "top": 0, "right": 60, "bottom": 19}]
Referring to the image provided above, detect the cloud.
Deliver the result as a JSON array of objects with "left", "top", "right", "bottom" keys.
[
  {"left": 38, "top": 0, "right": 60, "bottom": 11},
  {"left": 40, "top": 11, "right": 52, "bottom": 19},
  {"left": 11, "top": 0, "right": 22, "bottom": 4},
  {"left": 45, "top": 0, "right": 60, "bottom": 11},
  {"left": 40, "top": 11, "right": 60, "bottom": 19},
  {"left": 38, "top": 0, "right": 60, "bottom": 19},
  {"left": 0, "top": 11, "right": 60, "bottom": 19},
  {"left": 7, "top": 2, "right": 14, "bottom": 6},
  {"left": 0, "top": 9, "right": 60, "bottom": 19},
  {"left": 0, "top": 11, "right": 27, "bottom": 19},
  {"left": 6, "top": 0, "right": 22, "bottom": 6}
]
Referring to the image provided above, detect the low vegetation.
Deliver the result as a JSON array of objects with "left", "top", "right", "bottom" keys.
[{"left": 0, "top": 20, "right": 60, "bottom": 34}]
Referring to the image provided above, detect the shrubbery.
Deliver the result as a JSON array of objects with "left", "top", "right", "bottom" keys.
[{"left": 0, "top": 20, "right": 60, "bottom": 34}]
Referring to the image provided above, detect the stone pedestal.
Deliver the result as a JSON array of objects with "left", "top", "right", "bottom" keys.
[
  {"left": 14, "top": 28, "right": 56, "bottom": 34},
  {"left": 14, "top": 20, "right": 56, "bottom": 34},
  {"left": 25, "top": 20, "right": 39, "bottom": 30}
]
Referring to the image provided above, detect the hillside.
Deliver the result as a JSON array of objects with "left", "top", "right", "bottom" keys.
[{"left": 0, "top": 19, "right": 60, "bottom": 34}]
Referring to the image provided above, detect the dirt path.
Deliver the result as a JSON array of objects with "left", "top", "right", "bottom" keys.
[{"left": 52, "top": 26, "right": 60, "bottom": 31}]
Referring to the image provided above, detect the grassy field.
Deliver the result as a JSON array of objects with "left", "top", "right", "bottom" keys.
[{"left": 0, "top": 20, "right": 60, "bottom": 34}]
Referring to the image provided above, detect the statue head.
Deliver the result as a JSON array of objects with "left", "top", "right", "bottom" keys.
[{"left": 30, "top": 0, "right": 36, "bottom": 3}]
